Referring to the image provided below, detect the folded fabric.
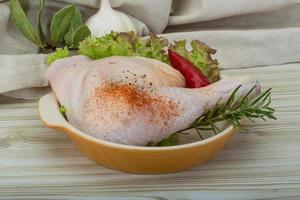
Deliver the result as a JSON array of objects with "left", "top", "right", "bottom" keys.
[
  {"left": 1, "top": 0, "right": 300, "bottom": 100},
  {"left": 0, "top": 54, "right": 48, "bottom": 93},
  {"left": 4, "top": 87, "right": 51, "bottom": 100},
  {"left": 169, "top": 0, "right": 300, "bottom": 27}
]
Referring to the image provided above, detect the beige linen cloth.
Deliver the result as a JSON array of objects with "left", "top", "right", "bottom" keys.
[{"left": 1, "top": 0, "right": 300, "bottom": 99}]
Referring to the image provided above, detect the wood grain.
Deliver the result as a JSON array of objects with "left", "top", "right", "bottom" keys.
[{"left": 0, "top": 63, "right": 300, "bottom": 200}]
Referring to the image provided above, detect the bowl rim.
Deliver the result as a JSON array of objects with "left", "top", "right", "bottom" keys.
[{"left": 39, "top": 92, "right": 235, "bottom": 151}]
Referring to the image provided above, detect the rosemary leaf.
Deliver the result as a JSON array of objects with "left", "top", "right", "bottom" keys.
[{"left": 177, "top": 86, "right": 276, "bottom": 139}]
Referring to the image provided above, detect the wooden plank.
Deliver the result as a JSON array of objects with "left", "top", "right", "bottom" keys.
[{"left": 0, "top": 63, "right": 300, "bottom": 199}]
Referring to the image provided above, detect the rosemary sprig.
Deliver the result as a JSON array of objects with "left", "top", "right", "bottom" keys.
[{"left": 177, "top": 85, "right": 276, "bottom": 137}]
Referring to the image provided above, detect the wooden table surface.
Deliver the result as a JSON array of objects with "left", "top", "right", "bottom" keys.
[{"left": 0, "top": 63, "right": 300, "bottom": 200}]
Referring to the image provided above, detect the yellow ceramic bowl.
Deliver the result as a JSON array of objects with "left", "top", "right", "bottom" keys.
[{"left": 39, "top": 93, "right": 236, "bottom": 174}]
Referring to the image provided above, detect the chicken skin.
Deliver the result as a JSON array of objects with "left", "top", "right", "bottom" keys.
[{"left": 47, "top": 55, "right": 260, "bottom": 145}]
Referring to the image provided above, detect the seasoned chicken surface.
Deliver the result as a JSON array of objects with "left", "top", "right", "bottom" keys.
[{"left": 47, "top": 55, "right": 260, "bottom": 145}]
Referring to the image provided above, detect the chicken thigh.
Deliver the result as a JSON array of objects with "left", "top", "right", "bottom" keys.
[{"left": 47, "top": 55, "right": 260, "bottom": 145}]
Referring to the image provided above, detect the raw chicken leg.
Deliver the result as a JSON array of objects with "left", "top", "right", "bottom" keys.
[{"left": 47, "top": 55, "right": 260, "bottom": 145}]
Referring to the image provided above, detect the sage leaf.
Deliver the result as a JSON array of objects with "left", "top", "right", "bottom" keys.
[
  {"left": 72, "top": 25, "right": 91, "bottom": 48},
  {"left": 10, "top": 0, "right": 44, "bottom": 48},
  {"left": 64, "top": 6, "right": 83, "bottom": 47},
  {"left": 50, "top": 4, "right": 75, "bottom": 45},
  {"left": 37, "top": 0, "right": 46, "bottom": 43}
]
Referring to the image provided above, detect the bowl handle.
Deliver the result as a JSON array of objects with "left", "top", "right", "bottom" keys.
[{"left": 39, "top": 93, "right": 68, "bottom": 129}]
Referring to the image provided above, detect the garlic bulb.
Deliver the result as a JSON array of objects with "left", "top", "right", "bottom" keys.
[{"left": 86, "top": 0, "right": 137, "bottom": 37}]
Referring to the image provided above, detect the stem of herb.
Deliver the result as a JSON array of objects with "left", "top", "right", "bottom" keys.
[{"left": 176, "top": 86, "right": 276, "bottom": 139}]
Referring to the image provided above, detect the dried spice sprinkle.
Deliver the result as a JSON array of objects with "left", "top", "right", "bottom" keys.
[{"left": 83, "top": 82, "right": 181, "bottom": 128}]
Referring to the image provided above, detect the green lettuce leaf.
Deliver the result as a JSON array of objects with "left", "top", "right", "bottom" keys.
[
  {"left": 46, "top": 47, "right": 69, "bottom": 65},
  {"left": 169, "top": 40, "right": 220, "bottom": 82},
  {"left": 78, "top": 32, "right": 169, "bottom": 63},
  {"left": 78, "top": 32, "right": 133, "bottom": 59},
  {"left": 133, "top": 33, "right": 169, "bottom": 63},
  {"left": 78, "top": 32, "right": 219, "bottom": 82},
  {"left": 156, "top": 134, "right": 179, "bottom": 146}
]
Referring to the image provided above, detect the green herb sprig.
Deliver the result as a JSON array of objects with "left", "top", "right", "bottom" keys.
[
  {"left": 156, "top": 86, "right": 276, "bottom": 146},
  {"left": 178, "top": 85, "right": 276, "bottom": 138},
  {"left": 59, "top": 105, "right": 67, "bottom": 118},
  {"left": 9, "top": 0, "right": 90, "bottom": 50}
]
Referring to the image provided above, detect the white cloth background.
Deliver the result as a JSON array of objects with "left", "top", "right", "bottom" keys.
[{"left": 1, "top": 0, "right": 300, "bottom": 99}]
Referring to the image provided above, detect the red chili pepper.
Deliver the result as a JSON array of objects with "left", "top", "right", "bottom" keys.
[{"left": 168, "top": 49, "right": 210, "bottom": 88}]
